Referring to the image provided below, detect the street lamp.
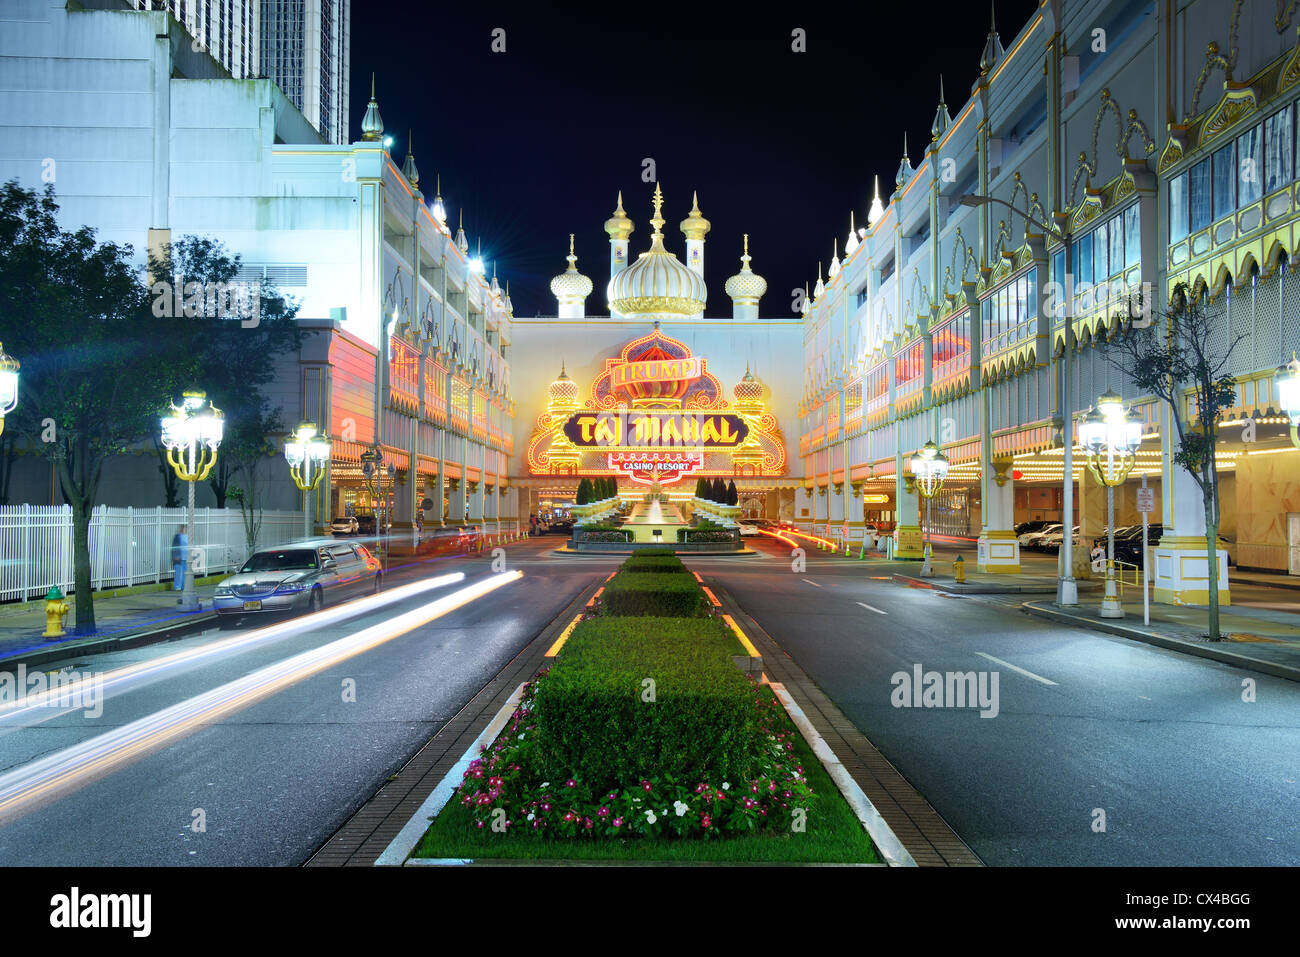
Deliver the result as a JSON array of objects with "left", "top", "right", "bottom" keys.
[
  {"left": 1079, "top": 390, "right": 1143, "bottom": 618},
  {"left": 909, "top": 440, "right": 949, "bottom": 578},
  {"left": 1277, "top": 354, "right": 1300, "bottom": 448},
  {"left": 960, "top": 192, "right": 1078, "bottom": 605},
  {"left": 161, "top": 390, "right": 224, "bottom": 612},
  {"left": 285, "top": 422, "right": 331, "bottom": 538},
  {"left": 0, "top": 343, "right": 19, "bottom": 436}
]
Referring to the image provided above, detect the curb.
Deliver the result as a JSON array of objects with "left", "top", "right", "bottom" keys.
[
  {"left": 1021, "top": 601, "right": 1300, "bottom": 684},
  {"left": 891, "top": 573, "right": 1103, "bottom": 595},
  {"left": 0, "top": 611, "right": 217, "bottom": 672}
]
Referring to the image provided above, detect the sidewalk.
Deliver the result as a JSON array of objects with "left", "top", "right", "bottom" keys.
[
  {"left": 1022, "top": 595, "right": 1300, "bottom": 683},
  {"left": 0, "top": 583, "right": 218, "bottom": 669}
]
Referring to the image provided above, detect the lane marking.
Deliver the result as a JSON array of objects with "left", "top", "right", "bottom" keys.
[
  {"left": 856, "top": 601, "right": 887, "bottom": 615},
  {"left": 802, "top": 578, "right": 822, "bottom": 588},
  {"left": 545, "top": 614, "right": 585, "bottom": 658},
  {"left": 975, "top": 652, "right": 1058, "bottom": 686}
]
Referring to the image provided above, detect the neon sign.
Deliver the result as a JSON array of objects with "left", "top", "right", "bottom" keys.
[{"left": 562, "top": 411, "right": 749, "bottom": 448}]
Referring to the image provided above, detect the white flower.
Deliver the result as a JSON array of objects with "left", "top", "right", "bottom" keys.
[
  {"left": 541, "top": 782, "right": 550, "bottom": 788},
  {"left": 517, "top": 734, "right": 525, "bottom": 740},
  {"left": 673, "top": 800, "right": 689, "bottom": 817},
  {"left": 645, "top": 810, "right": 657, "bottom": 824},
  {"left": 527, "top": 812, "right": 535, "bottom": 821},
  {"left": 722, "top": 782, "right": 731, "bottom": 790}
]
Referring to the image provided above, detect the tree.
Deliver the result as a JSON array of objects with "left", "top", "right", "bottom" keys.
[
  {"left": 225, "top": 436, "right": 277, "bottom": 554},
  {"left": 0, "top": 181, "right": 192, "bottom": 632},
  {"left": 712, "top": 477, "right": 725, "bottom": 501},
  {"left": 575, "top": 478, "right": 591, "bottom": 505},
  {"left": 694, "top": 477, "right": 706, "bottom": 498},
  {"left": 148, "top": 237, "right": 301, "bottom": 508},
  {"left": 1103, "top": 283, "right": 1243, "bottom": 641},
  {"left": 726, "top": 480, "right": 738, "bottom": 506}
]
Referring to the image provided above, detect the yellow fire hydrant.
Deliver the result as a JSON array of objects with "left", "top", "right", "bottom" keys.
[
  {"left": 953, "top": 555, "right": 966, "bottom": 583},
  {"left": 43, "top": 586, "right": 69, "bottom": 638}
]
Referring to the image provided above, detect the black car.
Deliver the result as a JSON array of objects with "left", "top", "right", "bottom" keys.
[
  {"left": 1112, "top": 524, "right": 1163, "bottom": 567},
  {"left": 1015, "top": 520, "right": 1053, "bottom": 535},
  {"left": 548, "top": 519, "right": 574, "bottom": 535}
]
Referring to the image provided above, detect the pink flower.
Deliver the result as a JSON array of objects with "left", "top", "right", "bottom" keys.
[
  {"left": 612, "top": 817, "right": 624, "bottom": 828},
  {"left": 701, "top": 813, "right": 712, "bottom": 829},
  {"left": 565, "top": 779, "right": 576, "bottom": 788},
  {"left": 641, "top": 780, "right": 653, "bottom": 793},
  {"left": 743, "top": 798, "right": 755, "bottom": 809},
  {"left": 597, "top": 806, "right": 610, "bottom": 818},
  {"left": 563, "top": 811, "right": 576, "bottom": 822},
  {"left": 584, "top": 818, "right": 594, "bottom": 829}
]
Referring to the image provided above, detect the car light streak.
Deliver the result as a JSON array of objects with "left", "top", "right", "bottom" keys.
[
  {"left": 0, "top": 571, "right": 522, "bottom": 823},
  {"left": 0, "top": 572, "right": 469, "bottom": 726}
]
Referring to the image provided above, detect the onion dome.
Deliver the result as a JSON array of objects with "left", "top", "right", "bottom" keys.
[
  {"left": 361, "top": 74, "right": 385, "bottom": 142},
  {"left": 733, "top": 364, "right": 763, "bottom": 406},
  {"left": 504, "top": 281, "right": 514, "bottom": 315},
  {"left": 931, "top": 76, "right": 951, "bottom": 142},
  {"left": 548, "top": 362, "right": 580, "bottom": 409},
  {"left": 615, "top": 341, "right": 690, "bottom": 404},
  {"left": 455, "top": 209, "right": 469, "bottom": 254},
  {"left": 895, "top": 133, "right": 912, "bottom": 189},
  {"left": 979, "top": 5, "right": 1003, "bottom": 76},
  {"left": 679, "top": 191, "right": 711, "bottom": 241},
  {"left": 813, "top": 263, "right": 825, "bottom": 300},
  {"left": 401, "top": 131, "right": 420, "bottom": 189},
  {"left": 845, "top": 212, "right": 860, "bottom": 257},
  {"left": 608, "top": 185, "right": 708, "bottom": 318},
  {"left": 828, "top": 241, "right": 841, "bottom": 279},
  {"left": 604, "top": 191, "right": 635, "bottom": 242},
  {"left": 550, "top": 234, "right": 594, "bottom": 306},
  {"left": 867, "top": 176, "right": 885, "bottom": 227},
  {"left": 431, "top": 174, "right": 446, "bottom": 226},
  {"left": 800, "top": 284, "right": 811, "bottom": 317},
  {"left": 724, "top": 235, "right": 768, "bottom": 305}
]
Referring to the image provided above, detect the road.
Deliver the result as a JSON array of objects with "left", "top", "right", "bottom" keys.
[
  {"left": 0, "top": 536, "right": 618, "bottom": 865},
  {"left": 685, "top": 537, "right": 1300, "bottom": 866}
]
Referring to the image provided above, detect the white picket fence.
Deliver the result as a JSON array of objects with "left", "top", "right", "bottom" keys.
[{"left": 0, "top": 505, "right": 305, "bottom": 602}]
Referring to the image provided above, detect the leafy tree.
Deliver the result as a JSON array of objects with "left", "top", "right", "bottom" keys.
[
  {"left": 726, "top": 480, "right": 738, "bottom": 506},
  {"left": 1103, "top": 283, "right": 1243, "bottom": 640},
  {"left": 712, "top": 477, "right": 725, "bottom": 501},
  {"left": 694, "top": 477, "right": 706, "bottom": 498},
  {"left": 0, "top": 181, "right": 191, "bottom": 632}
]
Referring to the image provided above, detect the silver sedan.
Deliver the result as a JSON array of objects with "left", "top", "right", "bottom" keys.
[{"left": 213, "top": 538, "right": 382, "bottom": 625}]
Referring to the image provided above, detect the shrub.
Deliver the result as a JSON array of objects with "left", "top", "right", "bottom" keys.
[
  {"left": 603, "top": 571, "right": 707, "bottom": 617},
  {"left": 622, "top": 553, "right": 686, "bottom": 574},
  {"left": 726, "top": 480, "right": 738, "bottom": 505},
  {"left": 532, "top": 617, "right": 758, "bottom": 787}
]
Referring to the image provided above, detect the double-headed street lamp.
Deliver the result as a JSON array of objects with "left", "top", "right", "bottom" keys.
[
  {"left": 0, "top": 343, "right": 19, "bottom": 435},
  {"left": 960, "top": 192, "right": 1078, "bottom": 605},
  {"left": 1277, "top": 354, "right": 1300, "bottom": 448},
  {"left": 285, "top": 422, "right": 330, "bottom": 539},
  {"left": 910, "top": 440, "right": 949, "bottom": 578},
  {"left": 161, "top": 391, "right": 224, "bottom": 612},
  {"left": 1079, "top": 390, "right": 1143, "bottom": 618}
]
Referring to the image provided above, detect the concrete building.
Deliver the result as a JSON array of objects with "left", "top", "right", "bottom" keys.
[
  {"left": 259, "top": 0, "right": 350, "bottom": 145},
  {"left": 798, "top": 0, "right": 1300, "bottom": 599}
]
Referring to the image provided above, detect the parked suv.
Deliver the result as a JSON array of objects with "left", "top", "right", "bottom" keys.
[
  {"left": 331, "top": 515, "right": 359, "bottom": 536},
  {"left": 213, "top": 538, "right": 382, "bottom": 626}
]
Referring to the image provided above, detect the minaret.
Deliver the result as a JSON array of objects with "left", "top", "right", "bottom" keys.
[
  {"left": 360, "top": 73, "right": 384, "bottom": 142},
  {"left": 867, "top": 176, "right": 885, "bottom": 227},
  {"left": 455, "top": 210, "right": 468, "bottom": 255},
  {"left": 679, "top": 190, "right": 711, "bottom": 281},
  {"left": 604, "top": 192, "right": 634, "bottom": 315},
  {"left": 724, "top": 234, "right": 767, "bottom": 322},
  {"left": 828, "top": 240, "right": 841, "bottom": 279},
  {"left": 550, "top": 233, "right": 594, "bottom": 319},
  {"left": 845, "top": 211, "right": 860, "bottom": 257}
]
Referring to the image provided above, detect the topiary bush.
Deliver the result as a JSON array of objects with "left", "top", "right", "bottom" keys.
[
  {"left": 622, "top": 554, "right": 688, "bottom": 574},
  {"left": 603, "top": 571, "right": 707, "bottom": 617}
]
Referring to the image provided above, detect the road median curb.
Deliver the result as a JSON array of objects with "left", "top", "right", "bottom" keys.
[{"left": 1020, "top": 600, "right": 1300, "bottom": 684}]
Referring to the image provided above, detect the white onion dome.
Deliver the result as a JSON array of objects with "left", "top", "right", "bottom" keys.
[
  {"left": 867, "top": 176, "right": 885, "bottom": 227},
  {"left": 845, "top": 212, "right": 860, "bottom": 257},
  {"left": 608, "top": 185, "right": 707, "bottom": 318},
  {"left": 723, "top": 234, "right": 767, "bottom": 305},
  {"left": 679, "top": 191, "right": 711, "bottom": 241},
  {"left": 604, "top": 191, "right": 635, "bottom": 242},
  {"left": 813, "top": 263, "right": 825, "bottom": 300},
  {"left": 548, "top": 362, "right": 580, "bottom": 408},
  {"left": 895, "top": 133, "right": 912, "bottom": 189},
  {"left": 931, "top": 75, "right": 951, "bottom": 141},
  {"left": 733, "top": 365, "right": 763, "bottom": 406},
  {"left": 550, "top": 234, "right": 594, "bottom": 305},
  {"left": 454, "top": 209, "right": 468, "bottom": 254},
  {"left": 828, "top": 240, "right": 841, "bottom": 279}
]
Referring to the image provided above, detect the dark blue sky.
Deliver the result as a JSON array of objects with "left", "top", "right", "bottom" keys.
[{"left": 353, "top": 1, "right": 1041, "bottom": 318}]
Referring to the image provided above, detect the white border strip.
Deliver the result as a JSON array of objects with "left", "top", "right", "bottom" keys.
[
  {"left": 769, "top": 682, "right": 918, "bottom": 867},
  {"left": 375, "top": 681, "right": 529, "bottom": 866}
]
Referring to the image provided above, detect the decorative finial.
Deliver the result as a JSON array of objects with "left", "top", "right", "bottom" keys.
[
  {"left": 650, "top": 184, "right": 665, "bottom": 236},
  {"left": 361, "top": 72, "right": 385, "bottom": 141},
  {"left": 743, "top": 233, "right": 749, "bottom": 256}
]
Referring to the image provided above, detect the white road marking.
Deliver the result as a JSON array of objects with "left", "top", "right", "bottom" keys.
[
  {"left": 856, "top": 601, "right": 888, "bottom": 615},
  {"left": 975, "top": 652, "right": 1058, "bottom": 686},
  {"left": 802, "top": 578, "right": 822, "bottom": 587}
]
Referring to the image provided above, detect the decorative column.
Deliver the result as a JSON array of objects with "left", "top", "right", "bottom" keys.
[
  {"left": 448, "top": 477, "right": 465, "bottom": 525},
  {"left": 893, "top": 450, "right": 923, "bottom": 559},
  {"left": 828, "top": 482, "right": 846, "bottom": 546},
  {"left": 1154, "top": 428, "right": 1230, "bottom": 605},
  {"left": 977, "top": 457, "right": 1020, "bottom": 573},
  {"left": 795, "top": 485, "right": 814, "bottom": 531}
]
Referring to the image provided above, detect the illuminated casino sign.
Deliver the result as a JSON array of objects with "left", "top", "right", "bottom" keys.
[{"left": 527, "top": 328, "right": 786, "bottom": 485}]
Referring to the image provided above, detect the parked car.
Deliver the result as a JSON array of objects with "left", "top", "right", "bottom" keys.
[
  {"left": 330, "top": 515, "right": 359, "bottom": 536},
  {"left": 1112, "top": 525, "right": 1164, "bottom": 567},
  {"left": 1219, "top": 534, "right": 1238, "bottom": 567},
  {"left": 548, "top": 519, "right": 574, "bottom": 535},
  {"left": 1039, "top": 525, "right": 1080, "bottom": 552},
  {"left": 737, "top": 522, "right": 759, "bottom": 537},
  {"left": 1019, "top": 523, "right": 1062, "bottom": 549},
  {"left": 1014, "top": 520, "right": 1053, "bottom": 537},
  {"left": 213, "top": 539, "right": 382, "bottom": 626}
]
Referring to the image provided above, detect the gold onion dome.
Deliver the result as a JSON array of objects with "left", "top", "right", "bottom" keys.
[
  {"left": 604, "top": 191, "right": 635, "bottom": 241},
  {"left": 549, "top": 234, "right": 594, "bottom": 304},
  {"left": 733, "top": 364, "right": 763, "bottom": 405},
  {"left": 724, "top": 234, "right": 767, "bottom": 304},
  {"left": 548, "top": 362, "right": 580, "bottom": 407},
  {"left": 361, "top": 73, "right": 385, "bottom": 142},
  {"left": 679, "top": 191, "right": 711, "bottom": 240},
  {"left": 608, "top": 185, "right": 708, "bottom": 318}
]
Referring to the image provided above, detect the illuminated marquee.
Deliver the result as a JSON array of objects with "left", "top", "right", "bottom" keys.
[{"left": 527, "top": 328, "right": 786, "bottom": 485}]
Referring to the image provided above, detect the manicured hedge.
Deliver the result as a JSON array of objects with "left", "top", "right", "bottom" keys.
[
  {"left": 603, "top": 570, "right": 706, "bottom": 617},
  {"left": 533, "top": 617, "right": 757, "bottom": 786},
  {"left": 621, "top": 554, "right": 687, "bottom": 574}
]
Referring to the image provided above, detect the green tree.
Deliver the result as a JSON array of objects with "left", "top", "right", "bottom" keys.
[
  {"left": 1103, "top": 283, "right": 1244, "bottom": 641},
  {"left": 726, "top": 480, "right": 738, "bottom": 506},
  {"left": 575, "top": 477, "right": 591, "bottom": 505},
  {"left": 0, "top": 181, "right": 191, "bottom": 632}
]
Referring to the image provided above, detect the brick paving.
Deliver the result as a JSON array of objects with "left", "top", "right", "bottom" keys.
[{"left": 306, "top": 571, "right": 982, "bottom": 867}]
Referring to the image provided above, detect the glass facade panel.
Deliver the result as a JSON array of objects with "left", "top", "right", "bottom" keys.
[
  {"left": 1170, "top": 172, "right": 1188, "bottom": 242},
  {"left": 1238, "top": 126, "right": 1262, "bottom": 207},
  {"left": 1265, "top": 105, "right": 1293, "bottom": 193},
  {"left": 1212, "top": 142, "right": 1236, "bottom": 219},
  {"left": 1189, "top": 158, "right": 1212, "bottom": 232}
]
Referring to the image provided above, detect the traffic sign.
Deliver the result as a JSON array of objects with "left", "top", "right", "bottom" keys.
[{"left": 1136, "top": 487, "right": 1155, "bottom": 513}]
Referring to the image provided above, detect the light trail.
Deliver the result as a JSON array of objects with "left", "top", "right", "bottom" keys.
[
  {"left": 0, "top": 571, "right": 523, "bottom": 823},
  {"left": 0, "top": 572, "right": 468, "bottom": 725}
]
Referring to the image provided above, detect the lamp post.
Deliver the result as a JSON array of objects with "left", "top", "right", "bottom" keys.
[
  {"left": 285, "top": 422, "right": 331, "bottom": 539},
  {"left": 909, "top": 440, "right": 949, "bottom": 578},
  {"left": 0, "top": 343, "right": 19, "bottom": 436},
  {"left": 1079, "top": 390, "right": 1143, "bottom": 618},
  {"left": 1277, "top": 354, "right": 1300, "bottom": 448},
  {"left": 959, "top": 193, "right": 1077, "bottom": 604},
  {"left": 161, "top": 391, "right": 224, "bottom": 612}
]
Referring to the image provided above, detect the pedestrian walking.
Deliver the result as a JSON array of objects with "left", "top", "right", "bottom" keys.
[{"left": 171, "top": 524, "right": 189, "bottom": 591}]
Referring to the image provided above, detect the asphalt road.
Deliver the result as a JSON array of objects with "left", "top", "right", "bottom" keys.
[
  {"left": 685, "top": 538, "right": 1300, "bottom": 866},
  {"left": 0, "top": 537, "right": 619, "bottom": 866}
]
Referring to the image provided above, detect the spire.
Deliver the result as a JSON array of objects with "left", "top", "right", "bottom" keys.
[
  {"left": 401, "top": 130, "right": 420, "bottom": 188},
  {"left": 361, "top": 73, "right": 385, "bottom": 142},
  {"left": 680, "top": 189, "right": 711, "bottom": 240},
  {"left": 829, "top": 239, "right": 841, "bottom": 278},
  {"left": 895, "top": 133, "right": 912, "bottom": 188},
  {"left": 504, "top": 280, "right": 514, "bottom": 314},
  {"left": 455, "top": 209, "right": 468, "bottom": 253},
  {"left": 931, "top": 75, "right": 951, "bottom": 141},
  {"left": 980, "top": 2, "right": 1004, "bottom": 76},
  {"left": 867, "top": 175, "right": 885, "bottom": 227},
  {"left": 431, "top": 174, "right": 447, "bottom": 225},
  {"left": 845, "top": 211, "right": 860, "bottom": 256},
  {"left": 724, "top": 233, "right": 768, "bottom": 308},
  {"left": 649, "top": 183, "right": 666, "bottom": 238},
  {"left": 801, "top": 283, "right": 812, "bottom": 316},
  {"left": 604, "top": 190, "right": 635, "bottom": 241},
  {"left": 813, "top": 262, "right": 825, "bottom": 299}
]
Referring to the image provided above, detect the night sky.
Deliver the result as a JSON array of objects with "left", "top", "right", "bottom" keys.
[{"left": 352, "top": 0, "right": 1041, "bottom": 319}]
